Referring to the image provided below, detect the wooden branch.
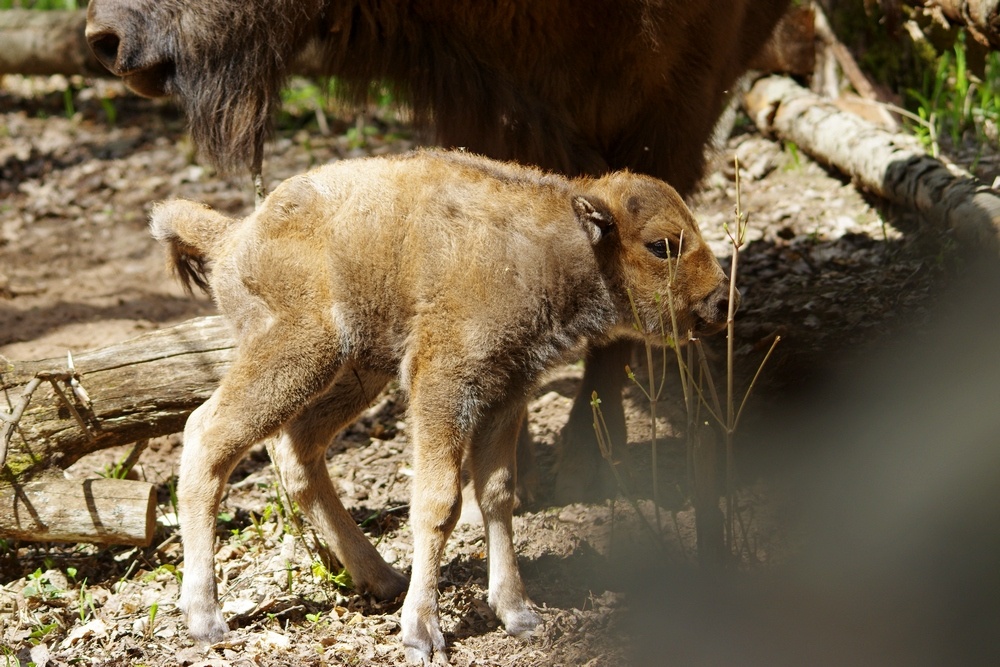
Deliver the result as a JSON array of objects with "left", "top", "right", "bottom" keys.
[
  {"left": 0, "top": 9, "right": 108, "bottom": 77},
  {"left": 0, "top": 477, "right": 156, "bottom": 546},
  {"left": 744, "top": 75, "right": 1000, "bottom": 253},
  {"left": 1, "top": 316, "right": 233, "bottom": 483},
  {"left": 813, "top": 4, "right": 900, "bottom": 130}
]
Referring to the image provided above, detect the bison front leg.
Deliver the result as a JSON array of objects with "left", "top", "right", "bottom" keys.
[
  {"left": 471, "top": 403, "right": 541, "bottom": 637},
  {"left": 556, "top": 339, "right": 631, "bottom": 502},
  {"left": 400, "top": 383, "right": 468, "bottom": 664}
]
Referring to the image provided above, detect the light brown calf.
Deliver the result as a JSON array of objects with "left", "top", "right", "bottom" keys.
[{"left": 151, "top": 150, "right": 732, "bottom": 664}]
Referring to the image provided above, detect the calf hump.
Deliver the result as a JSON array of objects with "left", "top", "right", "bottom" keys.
[{"left": 149, "top": 200, "right": 237, "bottom": 295}]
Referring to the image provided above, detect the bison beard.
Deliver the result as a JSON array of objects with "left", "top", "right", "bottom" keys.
[{"left": 85, "top": 0, "right": 789, "bottom": 500}]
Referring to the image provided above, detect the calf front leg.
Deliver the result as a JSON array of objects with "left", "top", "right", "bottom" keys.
[{"left": 472, "top": 403, "right": 541, "bottom": 637}]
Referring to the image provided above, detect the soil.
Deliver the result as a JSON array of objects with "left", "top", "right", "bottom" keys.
[{"left": 0, "top": 74, "right": 993, "bottom": 666}]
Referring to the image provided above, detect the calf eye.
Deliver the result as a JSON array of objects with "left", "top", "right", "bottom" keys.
[{"left": 646, "top": 238, "right": 680, "bottom": 259}]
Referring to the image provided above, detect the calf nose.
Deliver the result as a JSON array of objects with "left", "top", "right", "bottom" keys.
[{"left": 695, "top": 282, "right": 739, "bottom": 333}]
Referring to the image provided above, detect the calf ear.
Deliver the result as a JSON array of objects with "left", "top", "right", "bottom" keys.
[{"left": 573, "top": 195, "right": 615, "bottom": 245}]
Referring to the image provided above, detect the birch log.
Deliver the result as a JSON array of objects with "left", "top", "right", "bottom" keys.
[
  {"left": 0, "top": 9, "right": 329, "bottom": 78},
  {"left": 0, "top": 478, "right": 157, "bottom": 546},
  {"left": 0, "top": 316, "right": 233, "bottom": 545},
  {"left": 921, "top": 0, "right": 1000, "bottom": 49},
  {"left": 744, "top": 75, "right": 1000, "bottom": 253},
  {"left": 0, "top": 9, "right": 108, "bottom": 77}
]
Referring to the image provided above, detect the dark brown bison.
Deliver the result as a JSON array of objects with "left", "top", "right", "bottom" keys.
[{"left": 85, "top": 0, "right": 789, "bottom": 501}]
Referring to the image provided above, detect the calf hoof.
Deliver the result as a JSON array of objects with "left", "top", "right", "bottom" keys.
[
  {"left": 401, "top": 598, "right": 447, "bottom": 665},
  {"left": 182, "top": 604, "right": 228, "bottom": 644},
  {"left": 502, "top": 606, "right": 543, "bottom": 639},
  {"left": 360, "top": 566, "right": 409, "bottom": 601}
]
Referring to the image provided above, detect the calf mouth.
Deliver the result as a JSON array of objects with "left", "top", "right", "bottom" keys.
[{"left": 692, "top": 317, "right": 729, "bottom": 337}]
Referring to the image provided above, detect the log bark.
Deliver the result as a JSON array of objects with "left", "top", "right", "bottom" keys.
[
  {"left": 744, "top": 75, "right": 1000, "bottom": 253},
  {"left": 0, "top": 477, "right": 156, "bottom": 546},
  {"left": 0, "top": 9, "right": 109, "bottom": 77},
  {"left": 1, "top": 316, "right": 233, "bottom": 544},
  {"left": 1, "top": 316, "right": 233, "bottom": 481}
]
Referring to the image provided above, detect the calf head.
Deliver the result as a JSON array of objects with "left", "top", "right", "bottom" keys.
[{"left": 585, "top": 172, "right": 735, "bottom": 341}]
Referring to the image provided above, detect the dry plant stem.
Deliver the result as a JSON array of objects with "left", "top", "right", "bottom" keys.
[
  {"left": 723, "top": 162, "right": 748, "bottom": 546},
  {"left": 591, "top": 394, "right": 663, "bottom": 552},
  {"left": 732, "top": 336, "right": 781, "bottom": 433},
  {"left": 642, "top": 340, "right": 662, "bottom": 533},
  {"left": 118, "top": 439, "right": 149, "bottom": 478},
  {"left": 253, "top": 172, "right": 267, "bottom": 209}
]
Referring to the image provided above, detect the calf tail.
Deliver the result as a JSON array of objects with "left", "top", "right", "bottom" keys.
[{"left": 149, "top": 200, "right": 237, "bottom": 296}]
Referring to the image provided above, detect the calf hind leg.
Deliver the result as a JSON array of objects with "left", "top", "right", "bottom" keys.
[
  {"left": 269, "top": 365, "right": 408, "bottom": 600},
  {"left": 400, "top": 388, "right": 469, "bottom": 664},
  {"left": 177, "top": 321, "right": 343, "bottom": 643}
]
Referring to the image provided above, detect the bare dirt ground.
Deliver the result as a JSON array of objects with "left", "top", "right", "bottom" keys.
[{"left": 1, "top": 74, "right": 995, "bottom": 666}]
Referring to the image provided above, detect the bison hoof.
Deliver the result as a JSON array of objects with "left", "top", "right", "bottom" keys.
[{"left": 401, "top": 598, "right": 447, "bottom": 665}]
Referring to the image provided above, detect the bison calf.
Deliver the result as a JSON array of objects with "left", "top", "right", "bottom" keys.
[{"left": 151, "top": 150, "right": 732, "bottom": 663}]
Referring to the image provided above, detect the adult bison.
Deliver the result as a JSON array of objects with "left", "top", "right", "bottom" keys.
[{"left": 85, "top": 0, "right": 790, "bottom": 501}]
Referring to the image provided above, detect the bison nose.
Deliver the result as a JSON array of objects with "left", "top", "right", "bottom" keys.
[
  {"left": 88, "top": 31, "right": 122, "bottom": 73},
  {"left": 86, "top": 1, "right": 125, "bottom": 73},
  {"left": 86, "top": 7, "right": 173, "bottom": 97}
]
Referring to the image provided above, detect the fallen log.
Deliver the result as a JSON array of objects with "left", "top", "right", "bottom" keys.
[
  {"left": 920, "top": 0, "right": 1000, "bottom": 49},
  {"left": 744, "top": 75, "right": 1000, "bottom": 254},
  {"left": 0, "top": 9, "right": 108, "bottom": 78},
  {"left": 0, "top": 477, "right": 156, "bottom": 546},
  {"left": 0, "top": 9, "right": 330, "bottom": 79},
  {"left": 1, "top": 316, "right": 233, "bottom": 545}
]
